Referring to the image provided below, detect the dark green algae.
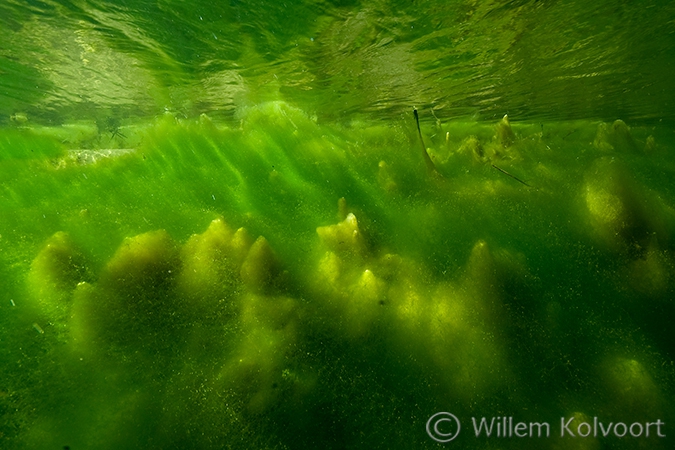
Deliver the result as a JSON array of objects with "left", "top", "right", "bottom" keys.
[{"left": 1, "top": 103, "right": 675, "bottom": 449}]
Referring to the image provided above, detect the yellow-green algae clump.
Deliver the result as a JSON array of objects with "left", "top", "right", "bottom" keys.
[{"left": 3, "top": 102, "right": 675, "bottom": 449}]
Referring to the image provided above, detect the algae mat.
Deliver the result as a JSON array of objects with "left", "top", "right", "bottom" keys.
[{"left": 1, "top": 102, "right": 674, "bottom": 449}]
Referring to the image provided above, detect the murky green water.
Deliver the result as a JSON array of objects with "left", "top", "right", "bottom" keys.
[{"left": 1, "top": 1, "right": 674, "bottom": 449}]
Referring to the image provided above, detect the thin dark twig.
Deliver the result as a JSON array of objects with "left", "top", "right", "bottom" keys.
[
  {"left": 413, "top": 107, "right": 440, "bottom": 175},
  {"left": 491, "top": 164, "right": 531, "bottom": 187}
]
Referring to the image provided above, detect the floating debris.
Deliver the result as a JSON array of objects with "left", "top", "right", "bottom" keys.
[
  {"left": 491, "top": 164, "right": 531, "bottom": 187},
  {"left": 413, "top": 107, "right": 441, "bottom": 176}
]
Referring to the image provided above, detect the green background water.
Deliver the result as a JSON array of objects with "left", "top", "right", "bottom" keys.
[{"left": 1, "top": 1, "right": 675, "bottom": 449}]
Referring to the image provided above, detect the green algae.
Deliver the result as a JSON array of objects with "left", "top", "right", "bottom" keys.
[{"left": 1, "top": 102, "right": 675, "bottom": 449}]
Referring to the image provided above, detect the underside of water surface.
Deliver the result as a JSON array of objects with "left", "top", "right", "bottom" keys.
[{"left": 1, "top": 1, "right": 675, "bottom": 449}]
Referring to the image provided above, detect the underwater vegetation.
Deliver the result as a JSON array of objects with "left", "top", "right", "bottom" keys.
[{"left": 1, "top": 102, "right": 674, "bottom": 449}]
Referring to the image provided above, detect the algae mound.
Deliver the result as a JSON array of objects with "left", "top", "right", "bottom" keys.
[{"left": 2, "top": 103, "right": 674, "bottom": 449}]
